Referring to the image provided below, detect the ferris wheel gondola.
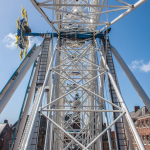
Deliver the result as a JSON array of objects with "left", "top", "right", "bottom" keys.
[{"left": 15, "top": 6, "right": 31, "bottom": 60}]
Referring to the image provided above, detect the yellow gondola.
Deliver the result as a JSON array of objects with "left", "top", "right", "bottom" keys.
[
  {"left": 19, "top": 49, "right": 23, "bottom": 61},
  {"left": 26, "top": 40, "right": 29, "bottom": 50},
  {"left": 21, "top": 6, "right": 24, "bottom": 18},
  {"left": 24, "top": 49, "right": 27, "bottom": 57},
  {"left": 16, "top": 17, "right": 20, "bottom": 29},
  {"left": 24, "top": 10, "right": 28, "bottom": 21},
  {"left": 15, "top": 35, "right": 19, "bottom": 49}
]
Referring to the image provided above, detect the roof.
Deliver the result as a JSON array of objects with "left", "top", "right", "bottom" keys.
[
  {"left": 0, "top": 123, "right": 7, "bottom": 134},
  {"left": 11, "top": 121, "right": 18, "bottom": 130},
  {"left": 130, "top": 106, "right": 150, "bottom": 119},
  {"left": 130, "top": 108, "right": 142, "bottom": 119}
]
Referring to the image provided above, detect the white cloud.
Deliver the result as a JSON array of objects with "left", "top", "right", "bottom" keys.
[
  {"left": 28, "top": 36, "right": 41, "bottom": 49},
  {"left": 140, "top": 62, "right": 150, "bottom": 72},
  {"left": 3, "top": 33, "right": 16, "bottom": 49},
  {"left": 130, "top": 60, "right": 150, "bottom": 73},
  {"left": 3, "top": 33, "right": 41, "bottom": 50}
]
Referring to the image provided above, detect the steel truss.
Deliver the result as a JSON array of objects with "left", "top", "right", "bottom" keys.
[
  {"left": 15, "top": 34, "right": 146, "bottom": 150},
  {"left": 36, "top": 36, "right": 145, "bottom": 150},
  {"left": 0, "top": 0, "right": 149, "bottom": 150}
]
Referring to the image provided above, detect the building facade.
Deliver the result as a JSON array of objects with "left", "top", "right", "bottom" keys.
[
  {"left": 0, "top": 115, "right": 47, "bottom": 150},
  {"left": 130, "top": 106, "right": 150, "bottom": 150},
  {"left": 0, "top": 120, "right": 16, "bottom": 150},
  {"left": 102, "top": 124, "right": 116, "bottom": 150}
]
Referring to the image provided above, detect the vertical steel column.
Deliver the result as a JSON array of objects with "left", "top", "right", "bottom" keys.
[
  {"left": 59, "top": 45, "right": 64, "bottom": 150},
  {"left": 95, "top": 53, "right": 102, "bottom": 150},
  {"left": 99, "top": 53, "right": 112, "bottom": 150},
  {"left": 88, "top": 43, "right": 96, "bottom": 150},
  {"left": 44, "top": 81, "right": 53, "bottom": 150},
  {"left": 53, "top": 39, "right": 61, "bottom": 150},
  {"left": 98, "top": 58, "right": 105, "bottom": 150}
]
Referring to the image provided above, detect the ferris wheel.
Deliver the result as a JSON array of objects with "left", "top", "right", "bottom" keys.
[{"left": 0, "top": 0, "right": 149, "bottom": 150}]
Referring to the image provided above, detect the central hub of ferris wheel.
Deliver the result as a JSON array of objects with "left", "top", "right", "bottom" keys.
[{"left": 0, "top": 0, "right": 148, "bottom": 150}]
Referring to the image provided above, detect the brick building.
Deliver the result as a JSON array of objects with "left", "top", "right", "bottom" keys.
[
  {"left": 130, "top": 106, "right": 150, "bottom": 150},
  {"left": 0, "top": 116, "right": 116, "bottom": 150},
  {"left": 102, "top": 123, "right": 116, "bottom": 150},
  {"left": 0, "top": 115, "right": 46, "bottom": 150},
  {"left": 0, "top": 120, "right": 16, "bottom": 150}
]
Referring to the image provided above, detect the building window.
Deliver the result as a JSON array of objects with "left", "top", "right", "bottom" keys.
[
  {"left": 147, "top": 136, "right": 150, "bottom": 145},
  {"left": 142, "top": 121, "right": 145, "bottom": 128},
  {"left": 146, "top": 120, "right": 149, "bottom": 128},
  {"left": 143, "top": 136, "right": 146, "bottom": 145}
]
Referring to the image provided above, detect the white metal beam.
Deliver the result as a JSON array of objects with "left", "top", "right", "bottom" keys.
[
  {"left": 111, "top": 46, "right": 150, "bottom": 112},
  {"left": 0, "top": 45, "right": 42, "bottom": 114}
]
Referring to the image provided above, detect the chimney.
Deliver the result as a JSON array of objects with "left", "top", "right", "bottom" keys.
[
  {"left": 134, "top": 106, "right": 140, "bottom": 112},
  {"left": 4, "top": 119, "right": 8, "bottom": 124}
]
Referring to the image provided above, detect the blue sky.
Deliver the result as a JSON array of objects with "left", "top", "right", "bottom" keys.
[{"left": 0, "top": 0, "right": 150, "bottom": 125}]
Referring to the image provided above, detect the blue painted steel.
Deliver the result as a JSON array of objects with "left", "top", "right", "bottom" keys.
[
  {"left": 24, "top": 32, "right": 103, "bottom": 39},
  {"left": 17, "top": 28, "right": 21, "bottom": 38},
  {"left": 19, "top": 42, "right": 24, "bottom": 49},
  {"left": 20, "top": 18, "right": 25, "bottom": 23},
  {"left": 24, "top": 33, "right": 57, "bottom": 37}
]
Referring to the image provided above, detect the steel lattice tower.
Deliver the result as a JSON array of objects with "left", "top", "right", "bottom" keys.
[{"left": 0, "top": 0, "right": 149, "bottom": 150}]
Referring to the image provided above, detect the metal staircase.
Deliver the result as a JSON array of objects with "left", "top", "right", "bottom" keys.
[
  {"left": 36, "top": 35, "right": 51, "bottom": 87},
  {"left": 17, "top": 36, "right": 51, "bottom": 150},
  {"left": 29, "top": 115, "right": 41, "bottom": 150},
  {"left": 103, "top": 38, "right": 128, "bottom": 150},
  {"left": 18, "top": 87, "right": 42, "bottom": 150}
]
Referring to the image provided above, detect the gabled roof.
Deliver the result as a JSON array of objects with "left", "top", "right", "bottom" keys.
[
  {"left": 11, "top": 121, "right": 18, "bottom": 130},
  {"left": 130, "top": 108, "right": 142, "bottom": 119},
  {"left": 0, "top": 123, "right": 7, "bottom": 134},
  {"left": 130, "top": 106, "right": 150, "bottom": 119}
]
